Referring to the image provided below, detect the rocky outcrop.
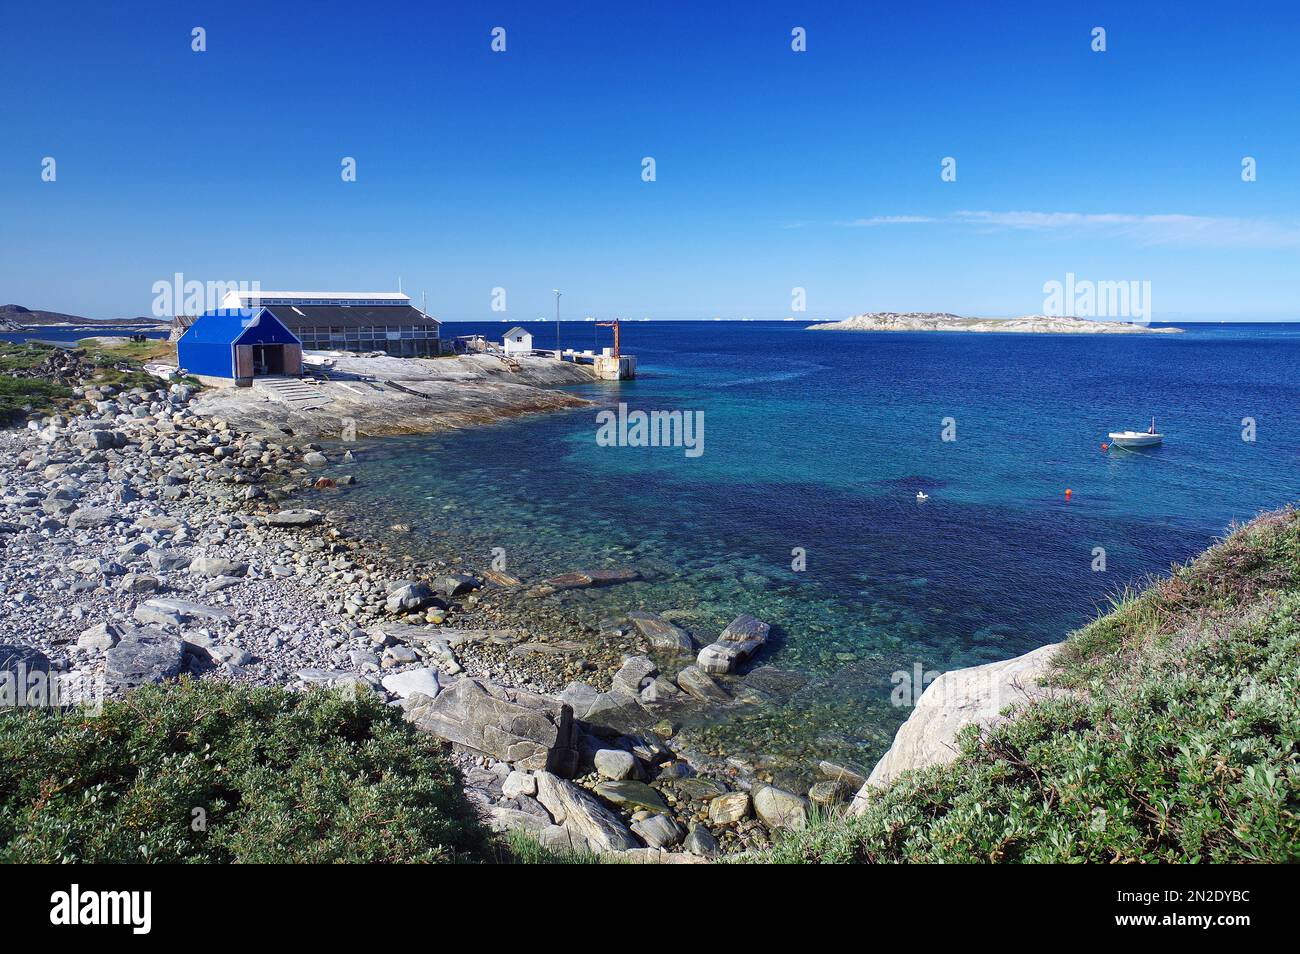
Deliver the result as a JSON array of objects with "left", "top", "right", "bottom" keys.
[
  {"left": 849, "top": 642, "right": 1066, "bottom": 813},
  {"left": 406, "top": 677, "right": 579, "bottom": 775}
]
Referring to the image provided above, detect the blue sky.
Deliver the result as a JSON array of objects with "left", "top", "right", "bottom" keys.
[{"left": 2, "top": 0, "right": 1298, "bottom": 320}]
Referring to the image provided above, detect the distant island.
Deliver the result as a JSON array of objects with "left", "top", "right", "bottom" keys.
[
  {"left": 806, "top": 313, "right": 1183, "bottom": 334},
  {"left": 0, "top": 303, "right": 168, "bottom": 333}
]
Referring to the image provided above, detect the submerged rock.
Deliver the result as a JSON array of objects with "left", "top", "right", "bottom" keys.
[
  {"left": 675, "top": 664, "right": 731, "bottom": 704},
  {"left": 696, "top": 614, "right": 770, "bottom": 675},
  {"left": 626, "top": 610, "right": 695, "bottom": 654}
]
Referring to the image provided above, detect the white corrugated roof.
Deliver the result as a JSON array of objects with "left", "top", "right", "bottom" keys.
[{"left": 227, "top": 291, "right": 410, "bottom": 302}]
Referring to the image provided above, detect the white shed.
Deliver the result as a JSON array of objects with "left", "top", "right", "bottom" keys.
[{"left": 502, "top": 326, "right": 533, "bottom": 355}]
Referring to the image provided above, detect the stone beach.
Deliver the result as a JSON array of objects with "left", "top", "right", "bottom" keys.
[{"left": 0, "top": 376, "right": 879, "bottom": 860}]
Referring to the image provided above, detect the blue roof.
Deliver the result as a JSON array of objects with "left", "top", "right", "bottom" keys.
[{"left": 179, "top": 309, "right": 301, "bottom": 345}]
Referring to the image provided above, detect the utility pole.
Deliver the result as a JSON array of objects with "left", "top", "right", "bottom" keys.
[{"left": 552, "top": 289, "right": 562, "bottom": 355}]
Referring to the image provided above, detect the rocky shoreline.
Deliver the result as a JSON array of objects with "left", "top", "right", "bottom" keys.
[{"left": 0, "top": 378, "right": 879, "bottom": 861}]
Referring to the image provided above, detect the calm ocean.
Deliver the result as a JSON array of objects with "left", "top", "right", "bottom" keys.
[{"left": 323, "top": 320, "right": 1300, "bottom": 771}]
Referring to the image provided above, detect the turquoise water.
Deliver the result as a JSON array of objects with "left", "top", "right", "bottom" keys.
[{"left": 320, "top": 321, "right": 1300, "bottom": 773}]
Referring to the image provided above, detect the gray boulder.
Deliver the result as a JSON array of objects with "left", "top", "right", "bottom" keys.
[
  {"left": 406, "top": 677, "right": 578, "bottom": 775},
  {"left": 77, "top": 621, "right": 126, "bottom": 651},
  {"left": 67, "top": 507, "right": 114, "bottom": 530},
  {"left": 632, "top": 813, "right": 685, "bottom": 849},
  {"left": 0, "top": 645, "right": 51, "bottom": 705},
  {"left": 188, "top": 556, "right": 248, "bottom": 578},
  {"left": 696, "top": 614, "right": 770, "bottom": 675},
  {"left": 433, "top": 573, "right": 480, "bottom": 598},
  {"left": 146, "top": 548, "right": 189, "bottom": 572},
  {"left": 752, "top": 784, "right": 808, "bottom": 831},
  {"left": 264, "top": 509, "right": 323, "bottom": 527},
  {"left": 133, "top": 598, "right": 232, "bottom": 630},
  {"left": 593, "top": 748, "right": 638, "bottom": 781},
  {"left": 611, "top": 655, "right": 657, "bottom": 697},
  {"left": 104, "top": 634, "right": 187, "bottom": 690},
  {"left": 385, "top": 580, "right": 436, "bottom": 614},
  {"left": 684, "top": 825, "right": 720, "bottom": 857},
  {"left": 850, "top": 642, "right": 1066, "bottom": 812},
  {"left": 72, "top": 430, "right": 125, "bottom": 450}
]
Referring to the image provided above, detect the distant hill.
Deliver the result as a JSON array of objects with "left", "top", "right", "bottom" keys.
[{"left": 0, "top": 304, "right": 168, "bottom": 332}]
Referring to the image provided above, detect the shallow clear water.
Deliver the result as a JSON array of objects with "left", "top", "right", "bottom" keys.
[{"left": 318, "top": 320, "right": 1300, "bottom": 773}]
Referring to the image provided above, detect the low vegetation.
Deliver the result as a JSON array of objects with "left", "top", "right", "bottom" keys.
[
  {"left": 0, "top": 680, "right": 492, "bottom": 863},
  {"left": 743, "top": 507, "right": 1300, "bottom": 863},
  {"left": 0, "top": 338, "right": 193, "bottom": 424}
]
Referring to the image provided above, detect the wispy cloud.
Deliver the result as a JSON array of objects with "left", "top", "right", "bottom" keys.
[
  {"left": 839, "top": 210, "right": 1300, "bottom": 247},
  {"left": 838, "top": 215, "right": 938, "bottom": 227}
]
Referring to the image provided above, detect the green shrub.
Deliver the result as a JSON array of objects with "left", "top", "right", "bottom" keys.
[
  {"left": 0, "top": 679, "right": 491, "bottom": 863},
  {"left": 741, "top": 508, "right": 1300, "bottom": 864},
  {"left": 0, "top": 376, "right": 71, "bottom": 424}
]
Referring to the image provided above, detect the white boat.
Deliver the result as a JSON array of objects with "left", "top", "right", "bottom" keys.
[
  {"left": 1109, "top": 418, "right": 1163, "bottom": 448},
  {"left": 916, "top": 491, "right": 929, "bottom": 502},
  {"left": 1108, "top": 431, "right": 1162, "bottom": 448},
  {"left": 142, "top": 362, "right": 178, "bottom": 381}
]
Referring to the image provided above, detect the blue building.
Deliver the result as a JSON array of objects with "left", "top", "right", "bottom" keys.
[{"left": 176, "top": 309, "right": 303, "bottom": 385}]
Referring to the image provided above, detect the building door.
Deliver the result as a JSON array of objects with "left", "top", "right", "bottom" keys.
[{"left": 252, "top": 345, "right": 285, "bottom": 375}]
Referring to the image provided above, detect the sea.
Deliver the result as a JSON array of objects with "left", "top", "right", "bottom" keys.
[
  {"left": 12, "top": 319, "right": 1299, "bottom": 774},
  {"left": 314, "top": 319, "right": 1300, "bottom": 774}
]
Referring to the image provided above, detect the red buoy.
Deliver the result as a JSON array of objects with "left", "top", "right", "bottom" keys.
[
  {"left": 1065, "top": 488, "right": 1073, "bottom": 499},
  {"left": 1101, "top": 442, "right": 1109, "bottom": 452}
]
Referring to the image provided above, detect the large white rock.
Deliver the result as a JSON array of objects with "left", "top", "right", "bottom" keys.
[
  {"left": 849, "top": 642, "right": 1065, "bottom": 814},
  {"left": 381, "top": 667, "right": 441, "bottom": 700}
]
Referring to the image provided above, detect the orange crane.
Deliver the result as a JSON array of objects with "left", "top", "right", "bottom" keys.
[{"left": 595, "top": 318, "right": 621, "bottom": 358}]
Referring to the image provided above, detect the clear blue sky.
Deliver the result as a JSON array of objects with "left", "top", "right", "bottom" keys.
[{"left": 2, "top": 0, "right": 1298, "bottom": 320}]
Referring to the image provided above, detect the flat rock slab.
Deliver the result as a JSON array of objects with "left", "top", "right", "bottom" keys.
[
  {"left": 67, "top": 507, "right": 115, "bottom": 529},
  {"left": 134, "top": 598, "right": 232, "bottom": 629},
  {"left": 406, "top": 677, "right": 578, "bottom": 775},
  {"left": 104, "top": 635, "right": 186, "bottom": 690},
  {"left": 264, "top": 509, "right": 323, "bottom": 527}
]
